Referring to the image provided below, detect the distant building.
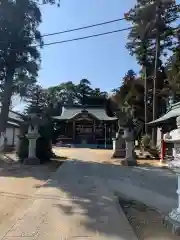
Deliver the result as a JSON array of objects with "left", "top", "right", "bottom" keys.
[
  {"left": 0, "top": 108, "right": 23, "bottom": 148},
  {"left": 148, "top": 101, "right": 180, "bottom": 158},
  {"left": 53, "top": 105, "right": 117, "bottom": 146}
]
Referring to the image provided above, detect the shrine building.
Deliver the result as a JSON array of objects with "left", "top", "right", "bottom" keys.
[{"left": 53, "top": 105, "right": 117, "bottom": 146}]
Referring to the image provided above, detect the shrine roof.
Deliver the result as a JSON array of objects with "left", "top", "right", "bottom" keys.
[
  {"left": 0, "top": 106, "right": 23, "bottom": 123},
  {"left": 53, "top": 106, "right": 117, "bottom": 121},
  {"left": 148, "top": 102, "right": 180, "bottom": 126}
]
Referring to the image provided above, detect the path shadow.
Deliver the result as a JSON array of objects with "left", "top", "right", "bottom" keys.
[{"left": 0, "top": 156, "right": 177, "bottom": 238}]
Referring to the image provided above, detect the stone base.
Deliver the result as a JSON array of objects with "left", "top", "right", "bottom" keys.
[
  {"left": 126, "top": 159, "right": 137, "bottom": 166},
  {"left": 125, "top": 157, "right": 137, "bottom": 166},
  {"left": 23, "top": 157, "right": 40, "bottom": 165},
  {"left": 120, "top": 158, "right": 137, "bottom": 166},
  {"left": 164, "top": 211, "right": 180, "bottom": 236},
  {"left": 112, "top": 149, "right": 126, "bottom": 158}
]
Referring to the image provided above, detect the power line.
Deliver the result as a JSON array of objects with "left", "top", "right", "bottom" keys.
[
  {"left": 4, "top": 25, "right": 179, "bottom": 51},
  {"left": 41, "top": 27, "right": 132, "bottom": 47},
  {"left": 38, "top": 26, "right": 179, "bottom": 48},
  {"left": 42, "top": 17, "right": 126, "bottom": 37},
  {"left": 3, "top": 27, "right": 132, "bottom": 52},
  {"left": 0, "top": 17, "right": 127, "bottom": 46}
]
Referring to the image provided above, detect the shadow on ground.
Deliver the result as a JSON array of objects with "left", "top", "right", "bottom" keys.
[{"left": 0, "top": 156, "right": 177, "bottom": 238}]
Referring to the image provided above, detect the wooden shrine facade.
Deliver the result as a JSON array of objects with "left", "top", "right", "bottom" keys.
[{"left": 53, "top": 106, "right": 117, "bottom": 145}]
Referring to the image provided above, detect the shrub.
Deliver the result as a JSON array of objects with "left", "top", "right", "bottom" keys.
[{"left": 141, "top": 134, "right": 151, "bottom": 149}]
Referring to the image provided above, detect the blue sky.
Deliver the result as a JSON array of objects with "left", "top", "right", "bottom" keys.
[
  {"left": 38, "top": 0, "right": 139, "bottom": 92},
  {"left": 13, "top": 0, "right": 180, "bottom": 111}
]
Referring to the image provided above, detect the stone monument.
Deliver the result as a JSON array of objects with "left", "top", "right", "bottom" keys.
[
  {"left": 164, "top": 116, "right": 180, "bottom": 234},
  {"left": 24, "top": 113, "right": 40, "bottom": 165}
]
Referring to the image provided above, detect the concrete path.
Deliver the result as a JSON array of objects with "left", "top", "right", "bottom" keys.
[
  {"left": 1, "top": 160, "right": 138, "bottom": 240},
  {"left": 54, "top": 147, "right": 177, "bottom": 200},
  {"left": 1, "top": 148, "right": 178, "bottom": 239}
]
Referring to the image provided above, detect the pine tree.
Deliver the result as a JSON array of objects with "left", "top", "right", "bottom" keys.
[{"left": 125, "top": 0, "right": 179, "bottom": 125}]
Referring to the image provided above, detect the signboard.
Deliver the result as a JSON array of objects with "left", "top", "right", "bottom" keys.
[{"left": 76, "top": 124, "right": 93, "bottom": 134}]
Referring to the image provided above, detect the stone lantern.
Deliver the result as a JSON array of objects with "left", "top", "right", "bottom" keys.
[
  {"left": 105, "top": 98, "right": 136, "bottom": 165},
  {"left": 164, "top": 116, "right": 180, "bottom": 234},
  {"left": 24, "top": 113, "right": 41, "bottom": 165},
  {"left": 123, "top": 128, "right": 136, "bottom": 164},
  {"left": 112, "top": 130, "right": 126, "bottom": 158}
]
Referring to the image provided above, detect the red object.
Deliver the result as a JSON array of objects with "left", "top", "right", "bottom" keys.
[{"left": 160, "top": 137, "right": 166, "bottom": 161}]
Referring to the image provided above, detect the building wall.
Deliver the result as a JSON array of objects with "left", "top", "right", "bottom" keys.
[
  {"left": 14, "top": 128, "right": 20, "bottom": 146},
  {"left": 5, "top": 127, "right": 19, "bottom": 146},
  {"left": 6, "top": 128, "right": 14, "bottom": 145}
]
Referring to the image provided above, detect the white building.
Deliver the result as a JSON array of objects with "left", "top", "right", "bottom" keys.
[{"left": 0, "top": 109, "right": 23, "bottom": 148}]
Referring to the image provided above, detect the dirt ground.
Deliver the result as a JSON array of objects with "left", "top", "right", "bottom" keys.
[
  {"left": 54, "top": 147, "right": 168, "bottom": 168},
  {"left": 119, "top": 197, "right": 179, "bottom": 240},
  {"left": 0, "top": 157, "right": 60, "bottom": 238}
]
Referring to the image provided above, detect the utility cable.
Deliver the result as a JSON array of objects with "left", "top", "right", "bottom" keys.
[
  {"left": 41, "top": 26, "right": 132, "bottom": 47},
  {"left": 42, "top": 17, "right": 126, "bottom": 37},
  {"left": 0, "top": 16, "right": 127, "bottom": 46}
]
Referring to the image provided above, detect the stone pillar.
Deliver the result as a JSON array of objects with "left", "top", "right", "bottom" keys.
[
  {"left": 123, "top": 128, "right": 137, "bottom": 166},
  {"left": 164, "top": 116, "right": 180, "bottom": 234},
  {"left": 112, "top": 132, "right": 126, "bottom": 158},
  {"left": 16, "top": 135, "right": 23, "bottom": 153},
  {"left": 24, "top": 125, "right": 40, "bottom": 165}
]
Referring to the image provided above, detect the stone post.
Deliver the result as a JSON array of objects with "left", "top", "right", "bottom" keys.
[
  {"left": 24, "top": 121, "right": 40, "bottom": 165},
  {"left": 112, "top": 132, "right": 126, "bottom": 158},
  {"left": 123, "top": 128, "right": 137, "bottom": 166},
  {"left": 164, "top": 116, "right": 180, "bottom": 234}
]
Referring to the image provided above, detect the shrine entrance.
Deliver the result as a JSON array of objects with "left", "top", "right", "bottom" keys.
[
  {"left": 53, "top": 106, "right": 117, "bottom": 147},
  {"left": 75, "top": 119, "right": 94, "bottom": 144}
]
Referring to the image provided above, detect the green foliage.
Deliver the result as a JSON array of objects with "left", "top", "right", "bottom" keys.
[
  {"left": 0, "top": 0, "right": 42, "bottom": 135},
  {"left": 112, "top": 70, "right": 145, "bottom": 121},
  {"left": 33, "top": 79, "right": 108, "bottom": 113},
  {"left": 141, "top": 134, "right": 151, "bottom": 148},
  {"left": 123, "top": 0, "right": 179, "bottom": 127},
  {"left": 166, "top": 44, "right": 180, "bottom": 101},
  {"left": 0, "top": 0, "right": 60, "bottom": 138},
  {"left": 126, "top": 0, "right": 179, "bottom": 67}
]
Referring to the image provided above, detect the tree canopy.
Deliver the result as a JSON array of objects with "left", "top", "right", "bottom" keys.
[{"left": 25, "top": 79, "right": 108, "bottom": 117}]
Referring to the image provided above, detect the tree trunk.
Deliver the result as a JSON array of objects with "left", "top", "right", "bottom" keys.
[{"left": 0, "top": 69, "right": 14, "bottom": 150}]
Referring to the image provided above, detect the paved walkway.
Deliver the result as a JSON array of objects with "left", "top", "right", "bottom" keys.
[
  {"left": 1, "top": 148, "right": 178, "bottom": 239},
  {"left": 1, "top": 160, "right": 138, "bottom": 240},
  {"left": 54, "top": 148, "right": 177, "bottom": 200}
]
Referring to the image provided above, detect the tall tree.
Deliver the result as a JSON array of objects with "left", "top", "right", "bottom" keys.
[
  {"left": 113, "top": 70, "right": 145, "bottom": 121},
  {"left": 0, "top": 0, "right": 41, "bottom": 145},
  {"left": 125, "top": 0, "right": 179, "bottom": 143},
  {"left": 126, "top": 0, "right": 179, "bottom": 68},
  {"left": 76, "top": 79, "right": 93, "bottom": 105},
  {"left": 0, "top": 0, "right": 59, "bottom": 147},
  {"left": 165, "top": 27, "right": 180, "bottom": 103}
]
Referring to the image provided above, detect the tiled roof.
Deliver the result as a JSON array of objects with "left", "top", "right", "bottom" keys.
[
  {"left": 0, "top": 107, "right": 23, "bottom": 123},
  {"left": 53, "top": 107, "right": 117, "bottom": 121},
  {"left": 148, "top": 102, "right": 180, "bottom": 125},
  {"left": 8, "top": 111, "right": 23, "bottom": 122},
  {"left": 7, "top": 121, "right": 20, "bottom": 127}
]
